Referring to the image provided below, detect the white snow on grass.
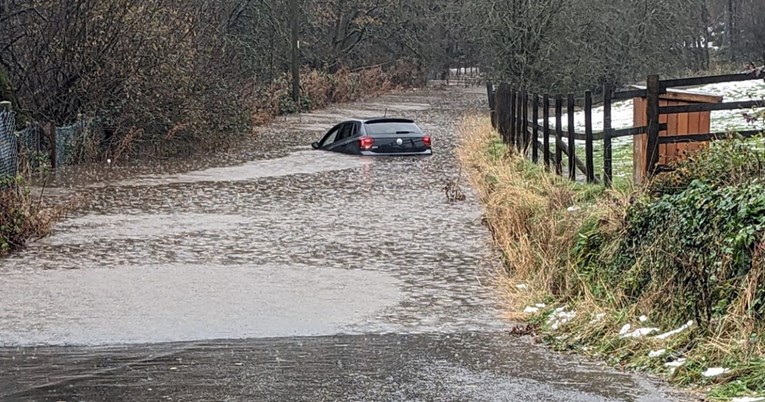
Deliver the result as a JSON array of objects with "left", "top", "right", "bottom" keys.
[
  {"left": 664, "top": 358, "right": 687, "bottom": 373},
  {"left": 548, "top": 307, "right": 576, "bottom": 330},
  {"left": 732, "top": 397, "right": 765, "bottom": 402},
  {"left": 523, "top": 306, "right": 540, "bottom": 314},
  {"left": 621, "top": 327, "right": 660, "bottom": 338},
  {"left": 656, "top": 320, "right": 694, "bottom": 340},
  {"left": 648, "top": 349, "right": 666, "bottom": 358},
  {"left": 702, "top": 367, "right": 731, "bottom": 377}
]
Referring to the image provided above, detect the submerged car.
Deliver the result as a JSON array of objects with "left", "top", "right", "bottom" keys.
[{"left": 311, "top": 118, "right": 432, "bottom": 156}]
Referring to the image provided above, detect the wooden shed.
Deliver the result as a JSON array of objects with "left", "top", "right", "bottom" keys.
[{"left": 632, "top": 86, "right": 723, "bottom": 183}]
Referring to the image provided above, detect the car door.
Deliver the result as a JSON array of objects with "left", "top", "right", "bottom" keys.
[
  {"left": 319, "top": 124, "right": 342, "bottom": 150},
  {"left": 326, "top": 122, "right": 356, "bottom": 153}
]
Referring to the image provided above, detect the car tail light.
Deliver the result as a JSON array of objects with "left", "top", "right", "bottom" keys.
[
  {"left": 359, "top": 136, "right": 375, "bottom": 150},
  {"left": 422, "top": 135, "right": 432, "bottom": 147}
]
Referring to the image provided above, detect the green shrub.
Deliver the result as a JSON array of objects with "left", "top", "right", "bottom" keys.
[{"left": 575, "top": 138, "right": 765, "bottom": 331}]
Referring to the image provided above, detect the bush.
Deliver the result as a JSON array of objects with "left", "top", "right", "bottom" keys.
[
  {"left": 0, "top": 177, "right": 64, "bottom": 257},
  {"left": 575, "top": 138, "right": 765, "bottom": 331}
]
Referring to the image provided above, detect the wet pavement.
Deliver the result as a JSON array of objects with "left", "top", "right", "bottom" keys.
[{"left": 0, "top": 87, "right": 687, "bottom": 401}]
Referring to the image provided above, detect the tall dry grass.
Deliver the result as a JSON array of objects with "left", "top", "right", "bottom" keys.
[
  {"left": 0, "top": 180, "right": 69, "bottom": 257},
  {"left": 456, "top": 115, "right": 589, "bottom": 313}
]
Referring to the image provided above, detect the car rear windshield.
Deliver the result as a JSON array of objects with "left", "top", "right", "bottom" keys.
[{"left": 364, "top": 122, "right": 422, "bottom": 135}]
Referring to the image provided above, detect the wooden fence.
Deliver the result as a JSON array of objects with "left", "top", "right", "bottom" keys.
[{"left": 487, "top": 67, "right": 765, "bottom": 186}]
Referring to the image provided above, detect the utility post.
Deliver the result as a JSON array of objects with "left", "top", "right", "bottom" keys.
[{"left": 290, "top": 0, "right": 300, "bottom": 106}]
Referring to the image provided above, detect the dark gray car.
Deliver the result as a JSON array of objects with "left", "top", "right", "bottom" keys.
[{"left": 311, "top": 118, "right": 432, "bottom": 156}]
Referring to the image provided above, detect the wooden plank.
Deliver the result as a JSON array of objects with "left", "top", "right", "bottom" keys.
[
  {"left": 687, "top": 109, "right": 703, "bottom": 156},
  {"left": 631, "top": 84, "right": 724, "bottom": 104},
  {"left": 584, "top": 91, "right": 595, "bottom": 183},
  {"left": 633, "top": 96, "right": 647, "bottom": 182},
  {"left": 543, "top": 95, "right": 551, "bottom": 169},
  {"left": 567, "top": 93, "right": 576, "bottom": 181},
  {"left": 532, "top": 94, "right": 539, "bottom": 163},
  {"left": 509, "top": 89, "right": 516, "bottom": 145},
  {"left": 555, "top": 95, "right": 563, "bottom": 176},
  {"left": 658, "top": 99, "right": 669, "bottom": 165},
  {"left": 612, "top": 89, "right": 647, "bottom": 101},
  {"left": 603, "top": 83, "right": 613, "bottom": 187},
  {"left": 659, "top": 100, "right": 765, "bottom": 114},
  {"left": 486, "top": 82, "right": 497, "bottom": 129},
  {"left": 660, "top": 72, "right": 764, "bottom": 89},
  {"left": 522, "top": 91, "right": 529, "bottom": 152},
  {"left": 664, "top": 100, "right": 678, "bottom": 165},
  {"left": 646, "top": 75, "right": 661, "bottom": 178},
  {"left": 495, "top": 83, "right": 512, "bottom": 143},
  {"left": 535, "top": 139, "right": 598, "bottom": 184},
  {"left": 516, "top": 89, "right": 524, "bottom": 151},
  {"left": 676, "top": 104, "right": 690, "bottom": 160},
  {"left": 658, "top": 129, "right": 764, "bottom": 143}
]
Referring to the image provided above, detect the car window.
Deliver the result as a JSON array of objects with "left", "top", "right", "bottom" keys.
[
  {"left": 320, "top": 126, "right": 340, "bottom": 147},
  {"left": 336, "top": 123, "right": 354, "bottom": 142},
  {"left": 364, "top": 122, "right": 422, "bottom": 135}
]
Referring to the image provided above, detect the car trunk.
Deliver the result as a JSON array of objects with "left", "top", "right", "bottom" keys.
[{"left": 371, "top": 134, "right": 429, "bottom": 154}]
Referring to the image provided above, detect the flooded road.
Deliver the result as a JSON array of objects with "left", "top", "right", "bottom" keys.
[{"left": 0, "top": 87, "right": 685, "bottom": 401}]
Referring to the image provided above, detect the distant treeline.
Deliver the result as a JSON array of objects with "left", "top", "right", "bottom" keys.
[{"left": 0, "top": 0, "right": 762, "bottom": 157}]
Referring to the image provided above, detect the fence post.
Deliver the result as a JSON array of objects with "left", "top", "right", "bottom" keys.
[
  {"left": 543, "top": 95, "right": 550, "bottom": 169},
  {"left": 522, "top": 90, "right": 529, "bottom": 153},
  {"left": 47, "top": 122, "right": 56, "bottom": 170},
  {"left": 584, "top": 90, "right": 595, "bottom": 183},
  {"left": 603, "top": 83, "right": 613, "bottom": 187},
  {"left": 496, "top": 83, "right": 511, "bottom": 143},
  {"left": 646, "top": 74, "right": 661, "bottom": 177},
  {"left": 532, "top": 94, "right": 539, "bottom": 163},
  {"left": 567, "top": 93, "right": 576, "bottom": 181},
  {"left": 486, "top": 81, "right": 497, "bottom": 129},
  {"left": 555, "top": 95, "right": 563, "bottom": 176},
  {"left": 515, "top": 90, "right": 523, "bottom": 151},
  {"left": 509, "top": 89, "right": 516, "bottom": 145}
]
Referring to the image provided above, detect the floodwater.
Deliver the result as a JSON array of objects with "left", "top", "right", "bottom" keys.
[{"left": 0, "top": 87, "right": 688, "bottom": 401}]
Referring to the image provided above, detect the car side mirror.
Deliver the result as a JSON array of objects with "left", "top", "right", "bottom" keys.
[{"left": 311, "top": 142, "right": 320, "bottom": 149}]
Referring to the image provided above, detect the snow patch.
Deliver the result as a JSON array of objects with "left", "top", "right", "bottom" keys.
[
  {"left": 535, "top": 303, "right": 547, "bottom": 308},
  {"left": 664, "top": 358, "right": 687, "bottom": 373},
  {"left": 622, "top": 327, "right": 660, "bottom": 338},
  {"left": 731, "top": 397, "right": 765, "bottom": 402},
  {"left": 648, "top": 349, "right": 666, "bottom": 358},
  {"left": 639, "top": 315, "right": 649, "bottom": 322},
  {"left": 619, "top": 324, "right": 632, "bottom": 336},
  {"left": 656, "top": 320, "right": 694, "bottom": 340},
  {"left": 702, "top": 367, "right": 730, "bottom": 377},
  {"left": 548, "top": 307, "right": 576, "bottom": 331},
  {"left": 523, "top": 306, "right": 540, "bottom": 314},
  {"left": 516, "top": 283, "right": 528, "bottom": 290}
]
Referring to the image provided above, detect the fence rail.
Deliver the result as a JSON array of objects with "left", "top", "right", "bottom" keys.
[{"left": 487, "top": 66, "right": 765, "bottom": 186}]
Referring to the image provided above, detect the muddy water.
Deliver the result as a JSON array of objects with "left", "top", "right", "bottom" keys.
[{"left": 0, "top": 87, "right": 684, "bottom": 401}]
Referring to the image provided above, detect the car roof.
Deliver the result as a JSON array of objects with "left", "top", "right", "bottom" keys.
[{"left": 344, "top": 117, "right": 416, "bottom": 124}]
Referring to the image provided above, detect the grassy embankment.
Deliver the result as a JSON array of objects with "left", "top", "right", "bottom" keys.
[{"left": 458, "top": 115, "right": 765, "bottom": 401}]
